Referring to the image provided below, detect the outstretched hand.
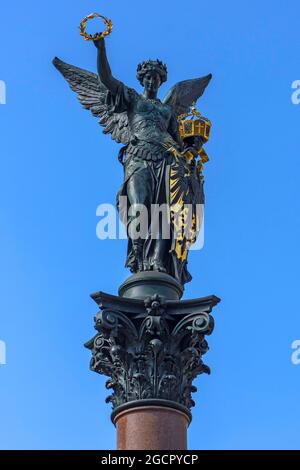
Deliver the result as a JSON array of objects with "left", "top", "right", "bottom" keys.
[
  {"left": 182, "top": 146, "right": 199, "bottom": 158},
  {"left": 93, "top": 38, "right": 104, "bottom": 49}
]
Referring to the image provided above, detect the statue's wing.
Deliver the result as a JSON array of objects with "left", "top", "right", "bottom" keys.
[
  {"left": 53, "top": 57, "right": 130, "bottom": 145},
  {"left": 163, "top": 74, "right": 212, "bottom": 116}
]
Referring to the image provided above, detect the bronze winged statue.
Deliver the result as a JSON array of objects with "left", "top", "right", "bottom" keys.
[{"left": 53, "top": 37, "right": 212, "bottom": 286}]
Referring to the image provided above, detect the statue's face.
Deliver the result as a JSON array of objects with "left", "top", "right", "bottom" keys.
[{"left": 143, "top": 71, "right": 161, "bottom": 94}]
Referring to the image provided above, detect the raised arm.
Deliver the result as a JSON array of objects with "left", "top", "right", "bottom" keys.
[{"left": 94, "top": 39, "right": 120, "bottom": 95}]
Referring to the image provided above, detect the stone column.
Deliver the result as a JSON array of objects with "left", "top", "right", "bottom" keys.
[
  {"left": 85, "top": 272, "right": 220, "bottom": 450},
  {"left": 115, "top": 406, "right": 189, "bottom": 450}
]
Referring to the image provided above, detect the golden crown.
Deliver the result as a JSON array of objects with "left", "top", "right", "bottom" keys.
[
  {"left": 178, "top": 103, "right": 211, "bottom": 144},
  {"left": 178, "top": 103, "right": 212, "bottom": 172}
]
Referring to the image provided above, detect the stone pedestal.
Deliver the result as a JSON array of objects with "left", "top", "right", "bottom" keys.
[
  {"left": 119, "top": 271, "right": 184, "bottom": 300},
  {"left": 85, "top": 273, "right": 220, "bottom": 450}
]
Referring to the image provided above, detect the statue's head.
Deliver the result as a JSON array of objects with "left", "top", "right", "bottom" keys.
[{"left": 137, "top": 60, "right": 168, "bottom": 93}]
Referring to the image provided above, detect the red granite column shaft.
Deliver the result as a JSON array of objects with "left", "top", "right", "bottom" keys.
[{"left": 114, "top": 406, "right": 190, "bottom": 450}]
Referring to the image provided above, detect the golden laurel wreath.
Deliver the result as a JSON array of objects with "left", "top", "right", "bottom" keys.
[{"left": 79, "top": 13, "right": 113, "bottom": 41}]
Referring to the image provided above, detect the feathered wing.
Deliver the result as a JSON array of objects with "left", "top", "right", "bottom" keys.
[
  {"left": 52, "top": 57, "right": 130, "bottom": 145},
  {"left": 163, "top": 74, "right": 212, "bottom": 116}
]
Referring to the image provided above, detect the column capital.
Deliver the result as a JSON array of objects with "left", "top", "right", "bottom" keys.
[{"left": 85, "top": 290, "right": 220, "bottom": 421}]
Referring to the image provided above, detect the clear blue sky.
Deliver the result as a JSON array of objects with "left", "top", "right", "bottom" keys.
[{"left": 0, "top": 0, "right": 299, "bottom": 450}]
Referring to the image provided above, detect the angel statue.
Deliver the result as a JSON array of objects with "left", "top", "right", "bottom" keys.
[{"left": 53, "top": 26, "right": 212, "bottom": 286}]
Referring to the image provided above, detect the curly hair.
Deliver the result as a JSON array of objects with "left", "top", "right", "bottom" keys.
[{"left": 137, "top": 59, "right": 168, "bottom": 86}]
